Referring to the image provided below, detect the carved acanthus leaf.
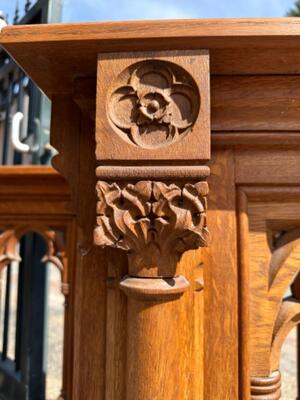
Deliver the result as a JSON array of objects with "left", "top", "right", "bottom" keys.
[{"left": 94, "top": 180, "right": 209, "bottom": 276}]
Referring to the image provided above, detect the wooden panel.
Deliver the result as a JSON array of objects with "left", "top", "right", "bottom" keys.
[
  {"left": 71, "top": 110, "right": 107, "bottom": 400},
  {"left": 212, "top": 132, "right": 300, "bottom": 147},
  {"left": 211, "top": 47, "right": 300, "bottom": 75},
  {"left": 96, "top": 50, "right": 210, "bottom": 161},
  {"left": 212, "top": 76, "right": 300, "bottom": 131},
  {"left": 203, "top": 149, "right": 239, "bottom": 400},
  {"left": 0, "top": 166, "right": 72, "bottom": 215},
  {"left": 235, "top": 149, "right": 300, "bottom": 185}
]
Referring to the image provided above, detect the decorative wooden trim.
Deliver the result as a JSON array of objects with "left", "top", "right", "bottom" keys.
[
  {"left": 94, "top": 180, "right": 209, "bottom": 278},
  {"left": 92, "top": 50, "right": 211, "bottom": 400},
  {"left": 239, "top": 185, "right": 300, "bottom": 400},
  {"left": 250, "top": 371, "right": 281, "bottom": 400},
  {"left": 120, "top": 275, "right": 190, "bottom": 301},
  {"left": 237, "top": 189, "right": 251, "bottom": 400},
  {"left": 5, "top": 19, "right": 300, "bottom": 98},
  {"left": 212, "top": 132, "right": 300, "bottom": 147},
  {"left": 96, "top": 50, "right": 210, "bottom": 162},
  {"left": 238, "top": 186, "right": 300, "bottom": 202},
  {"left": 96, "top": 165, "right": 210, "bottom": 180},
  {"left": 0, "top": 224, "right": 68, "bottom": 295}
]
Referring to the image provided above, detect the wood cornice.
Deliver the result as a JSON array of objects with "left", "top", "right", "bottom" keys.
[
  {"left": 3, "top": 19, "right": 300, "bottom": 96},
  {"left": 2, "top": 18, "right": 300, "bottom": 46}
]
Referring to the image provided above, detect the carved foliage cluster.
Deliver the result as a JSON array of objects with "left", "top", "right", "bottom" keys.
[
  {"left": 108, "top": 60, "right": 200, "bottom": 149},
  {"left": 0, "top": 225, "right": 68, "bottom": 295},
  {"left": 94, "top": 180, "right": 209, "bottom": 275}
]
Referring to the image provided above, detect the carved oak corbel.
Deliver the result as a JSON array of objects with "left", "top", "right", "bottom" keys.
[{"left": 93, "top": 50, "right": 210, "bottom": 399}]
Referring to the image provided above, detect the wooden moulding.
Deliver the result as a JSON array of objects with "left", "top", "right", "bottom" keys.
[
  {"left": 119, "top": 275, "right": 190, "bottom": 301},
  {"left": 96, "top": 165, "right": 210, "bottom": 180},
  {"left": 250, "top": 371, "right": 281, "bottom": 400},
  {"left": 5, "top": 19, "right": 300, "bottom": 97}
]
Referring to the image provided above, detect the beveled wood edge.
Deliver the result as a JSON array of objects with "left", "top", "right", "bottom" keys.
[
  {"left": 0, "top": 166, "right": 71, "bottom": 200},
  {"left": 238, "top": 186, "right": 300, "bottom": 202},
  {"left": 212, "top": 132, "right": 300, "bottom": 147},
  {"left": 2, "top": 18, "right": 300, "bottom": 48},
  {"left": 0, "top": 165, "right": 61, "bottom": 176}
]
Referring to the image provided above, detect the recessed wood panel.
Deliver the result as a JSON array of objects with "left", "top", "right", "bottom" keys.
[
  {"left": 212, "top": 76, "right": 300, "bottom": 131},
  {"left": 235, "top": 150, "right": 300, "bottom": 185}
]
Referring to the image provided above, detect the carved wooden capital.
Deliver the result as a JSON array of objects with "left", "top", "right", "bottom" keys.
[
  {"left": 94, "top": 180, "right": 209, "bottom": 277},
  {"left": 94, "top": 49, "right": 210, "bottom": 292}
]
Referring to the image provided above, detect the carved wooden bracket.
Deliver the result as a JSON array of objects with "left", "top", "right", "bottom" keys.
[
  {"left": 94, "top": 180, "right": 209, "bottom": 277},
  {"left": 94, "top": 50, "right": 210, "bottom": 300}
]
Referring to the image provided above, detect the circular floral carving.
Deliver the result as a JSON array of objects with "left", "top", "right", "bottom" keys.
[{"left": 107, "top": 60, "right": 200, "bottom": 149}]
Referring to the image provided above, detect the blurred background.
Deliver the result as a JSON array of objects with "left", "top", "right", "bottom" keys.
[{"left": 0, "top": 1, "right": 299, "bottom": 399}]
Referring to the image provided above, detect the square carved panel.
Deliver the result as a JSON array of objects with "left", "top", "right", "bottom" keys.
[{"left": 96, "top": 50, "right": 210, "bottom": 161}]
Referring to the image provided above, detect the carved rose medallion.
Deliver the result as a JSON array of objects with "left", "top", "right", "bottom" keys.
[{"left": 107, "top": 60, "right": 200, "bottom": 149}]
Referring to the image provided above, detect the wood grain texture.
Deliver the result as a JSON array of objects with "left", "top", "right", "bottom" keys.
[
  {"left": 4, "top": 18, "right": 300, "bottom": 45},
  {"left": 235, "top": 149, "right": 300, "bottom": 185},
  {"left": 212, "top": 76, "right": 300, "bottom": 131},
  {"left": 237, "top": 187, "right": 300, "bottom": 400},
  {"left": 0, "top": 166, "right": 71, "bottom": 215},
  {"left": 4, "top": 19, "right": 300, "bottom": 96},
  {"left": 71, "top": 110, "right": 107, "bottom": 400},
  {"left": 93, "top": 48, "right": 211, "bottom": 400},
  {"left": 203, "top": 149, "right": 239, "bottom": 400},
  {"left": 105, "top": 248, "right": 127, "bottom": 400},
  {"left": 237, "top": 189, "right": 251, "bottom": 400},
  {"left": 7, "top": 17, "right": 300, "bottom": 400},
  {"left": 212, "top": 132, "right": 300, "bottom": 147}
]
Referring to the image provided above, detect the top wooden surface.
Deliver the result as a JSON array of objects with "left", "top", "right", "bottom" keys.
[
  {"left": 2, "top": 18, "right": 300, "bottom": 96},
  {"left": 2, "top": 18, "right": 300, "bottom": 45}
]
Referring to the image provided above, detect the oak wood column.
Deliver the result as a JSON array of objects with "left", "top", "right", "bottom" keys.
[{"left": 93, "top": 50, "right": 211, "bottom": 399}]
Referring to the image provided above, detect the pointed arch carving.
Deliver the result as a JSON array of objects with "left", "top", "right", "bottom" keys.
[{"left": 0, "top": 224, "right": 68, "bottom": 296}]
